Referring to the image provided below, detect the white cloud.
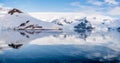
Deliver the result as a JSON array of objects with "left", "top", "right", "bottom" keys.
[
  {"left": 0, "top": 3, "right": 11, "bottom": 11},
  {"left": 0, "top": 3, "right": 4, "bottom": 6},
  {"left": 105, "top": 0, "right": 119, "bottom": 5},
  {"left": 70, "top": 2, "right": 81, "bottom": 7},
  {"left": 88, "top": 0, "right": 119, "bottom": 6},
  {"left": 92, "top": 1, "right": 104, "bottom": 6},
  {"left": 108, "top": 7, "right": 120, "bottom": 15},
  {"left": 69, "top": 1, "right": 120, "bottom": 17},
  {"left": 0, "top": 3, "right": 11, "bottom": 17},
  {"left": 88, "top": 0, "right": 104, "bottom": 6},
  {"left": 69, "top": 1, "right": 105, "bottom": 15}
]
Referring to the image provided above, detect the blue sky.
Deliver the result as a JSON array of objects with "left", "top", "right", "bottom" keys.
[
  {"left": 0, "top": 0, "right": 80, "bottom": 12},
  {"left": 0, "top": 0, "right": 120, "bottom": 16}
]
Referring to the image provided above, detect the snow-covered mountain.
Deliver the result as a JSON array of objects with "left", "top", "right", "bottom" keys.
[
  {"left": 0, "top": 8, "right": 120, "bottom": 32},
  {"left": 0, "top": 8, "right": 61, "bottom": 30},
  {"left": 51, "top": 17, "right": 73, "bottom": 26},
  {"left": 50, "top": 15, "right": 120, "bottom": 32}
]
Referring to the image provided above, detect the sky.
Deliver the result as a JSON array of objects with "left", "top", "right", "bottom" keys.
[{"left": 0, "top": 0, "right": 120, "bottom": 16}]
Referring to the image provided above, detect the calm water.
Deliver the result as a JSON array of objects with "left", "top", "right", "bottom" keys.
[{"left": 0, "top": 29, "right": 120, "bottom": 63}]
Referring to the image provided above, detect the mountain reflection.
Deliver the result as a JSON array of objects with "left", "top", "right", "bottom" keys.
[
  {"left": 8, "top": 43, "right": 23, "bottom": 49},
  {"left": 0, "top": 30, "right": 61, "bottom": 49},
  {"left": 0, "top": 29, "right": 94, "bottom": 49},
  {"left": 0, "top": 29, "right": 120, "bottom": 63},
  {"left": 0, "top": 29, "right": 120, "bottom": 49}
]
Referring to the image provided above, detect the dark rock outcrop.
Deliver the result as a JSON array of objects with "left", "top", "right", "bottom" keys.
[
  {"left": 8, "top": 43, "right": 23, "bottom": 49},
  {"left": 74, "top": 17, "right": 93, "bottom": 39},
  {"left": 8, "top": 8, "right": 23, "bottom": 15},
  {"left": 117, "top": 27, "right": 120, "bottom": 32}
]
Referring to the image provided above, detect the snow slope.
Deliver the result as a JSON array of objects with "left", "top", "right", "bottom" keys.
[{"left": 0, "top": 9, "right": 61, "bottom": 30}]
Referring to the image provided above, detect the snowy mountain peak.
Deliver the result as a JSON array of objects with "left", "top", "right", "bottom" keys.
[
  {"left": 51, "top": 17, "right": 73, "bottom": 26},
  {"left": 75, "top": 17, "right": 87, "bottom": 22},
  {"left": 8, "top": 8, "right": 23, "bottom": 15}
]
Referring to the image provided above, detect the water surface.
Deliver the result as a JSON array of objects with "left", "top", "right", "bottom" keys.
[{"left": 0, "top": 29, "right": 120, "bottom": 63}]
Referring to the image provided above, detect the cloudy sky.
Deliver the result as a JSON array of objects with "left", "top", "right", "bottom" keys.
[{"left": 0, "top": 0, "right": 120, "bottom": 16}]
